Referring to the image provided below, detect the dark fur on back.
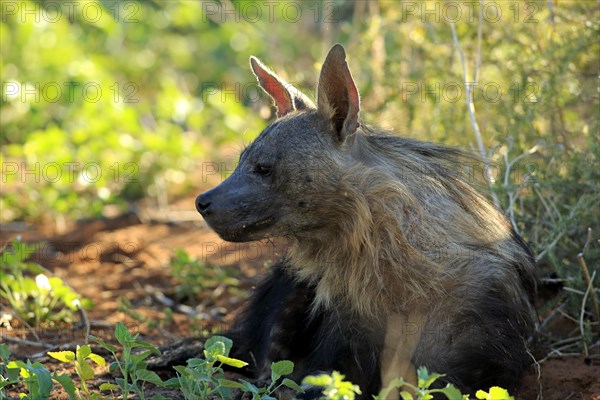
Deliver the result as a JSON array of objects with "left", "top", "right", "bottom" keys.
[{"left": 194, "top": 45, "right": 537, "bottom": 398}]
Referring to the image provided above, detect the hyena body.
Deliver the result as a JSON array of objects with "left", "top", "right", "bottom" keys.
[{"left": 196, "top": 44, "right": 536, "bottom": 398}]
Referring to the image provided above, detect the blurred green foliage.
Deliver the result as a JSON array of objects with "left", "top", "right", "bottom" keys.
[
  {"left": 0, "top": 239, "right": 90, "bottom": 327},
  {"left": 1, "top": 1, "right": 598, "bottom": 323}
]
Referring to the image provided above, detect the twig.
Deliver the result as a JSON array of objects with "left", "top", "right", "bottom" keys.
[
  {"left": 550, "top": 335, "right": 582, "bottom": 347},
  {"left": 533, "top": 186, "right": 559, "bottom": 224},
  {"left": 526, "top": 346, "right": 543, "bottom": 400},
  {"left": 578, "top": 228, "right": 600, "bottom": 331},
  {"left": 536, "top": 230, "right": 565, "bottom": 262},
  {"left": 538, "top": 351, "right": 582, "bottom": 364},
  {"left": 1, "top": 335, "right": 54, "bottom": 348},
  {"left": 474, "top": 0, "right": 483, "bottom": 84},
  {"left": 78, "top": 304, "right": 90, "bottom": 345},
  {"left": 563, "top": 286, "right": 585, "bottom": 296},
  {"left": 538, "top": 302, "right": 565, "bottom": 331},
  {"left": 547, "top": 0, "right": 555, "bottom": 26},
  {"left": 540, "top": 277, "right": 574, "bottom": 284},
  {"left": 448, "top": 2, "right": 500, "bottom": 208},
  {"left": 553, "top": 339, "right": 583, "bottom": 354},
  {"left": 7, "top": 312, "right": 42, "bottom": 342},
  {"left": 582, "top": 227, "right": 593, "bottom": 254},
  {"left": 579, "top": 270, "right": 597, "bottom": 356},
  {"left": 557, "top": 308, "right": 579, "bottom": 325}
]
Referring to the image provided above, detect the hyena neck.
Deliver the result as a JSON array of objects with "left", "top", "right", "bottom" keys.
[
  {"left": 285, "top": 165, "right": 443, "bottom": 318},
  {"left": 286, "top": 231, "right": 440, "bottom": 320},
  {"left": 286, "top": 131, "right": 522, "bottom": 319}
]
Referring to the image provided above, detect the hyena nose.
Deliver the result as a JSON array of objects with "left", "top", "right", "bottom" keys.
[{"left": 195, "top": 194, "right": 212, "bottom": 215}]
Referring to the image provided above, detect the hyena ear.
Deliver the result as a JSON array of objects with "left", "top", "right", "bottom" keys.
[
  {"left": 317, "top": 44, "right": 360, "bottom": 143},
  {"left": 250, "top": 56, "right": 315, "bottom": 118}
]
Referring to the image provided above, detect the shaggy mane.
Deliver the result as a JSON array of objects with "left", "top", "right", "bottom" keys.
[{"left": 287, "top": 126, "right": 530, "bottom": 319}]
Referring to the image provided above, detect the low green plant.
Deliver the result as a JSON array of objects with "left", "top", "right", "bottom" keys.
[
  {"left": 117, "top": 298, "right": 175, "bottom": 331},
  {"left": 168, "top": 335, "right": 301, "bottom": 400},
  {"left": 374, "top": 367, "right": 466, "bottom": 400},
  {"left": 303, "top": 371, "right": 361, "bottom": 400},
  {"left": 167, "top": 335, "right": 247, "bottom": 399},
  {"left": 169, "top": 248, "right": 239, "bottom": 300},
  {"left": 1, "top": 334, "right": 518, "bottom": 400},
  {"left": 0, "top": 343, "right": 23, "bottom": 399},
  {"left": 0, "top": 239, "right": 88, "bottom": 327},
  {"left": 48, "top": 344, "right": 106, "bottom": 399},
  {"left": 236, "top": 360, "right": 303, "bottom": 400},
  {"left": 0, "top": 343, "right": 76, "bottom": 400},
  {"left": 90, "top": 322, "right": 166, "bottom": 400},
  {"left": 475, "top": 386, "right": 514, "bottom": 400}
]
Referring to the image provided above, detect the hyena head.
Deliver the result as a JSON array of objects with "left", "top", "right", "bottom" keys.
[{"left": 196, "top": 44, "right": 361, "bottom": 242}]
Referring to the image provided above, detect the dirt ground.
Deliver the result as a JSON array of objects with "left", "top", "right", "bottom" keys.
[{"left": 1, "top": 193, "right": 599, "bottom": 399}]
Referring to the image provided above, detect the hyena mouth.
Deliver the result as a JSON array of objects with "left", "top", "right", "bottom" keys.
[
  {"left": 248, "top": 216, "right": 274, "bottom": 229},
  {"left": 220, "top": 215, "right": 276, "bottom": 242}
]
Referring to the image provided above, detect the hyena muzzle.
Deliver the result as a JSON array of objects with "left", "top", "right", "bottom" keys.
[{"left": 195, "top": 44, "right": 536, "bottom": 399}]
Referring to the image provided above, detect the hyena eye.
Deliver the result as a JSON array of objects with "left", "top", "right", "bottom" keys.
[{"left": 254, "top": 164, "right": 272, "bottom": 176}]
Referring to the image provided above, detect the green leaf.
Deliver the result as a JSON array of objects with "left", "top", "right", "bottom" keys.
[
  {"left": 400, "top": 391, "right": 414, "bottom": 400},
  {"left": 77, "top": 345, "right": 92, "bottom": 360},
  {"left": 205, "top": 339, "right": 226, "bottom": 357},
  {"left": 0, "top": 381, "right": 18, "bottom": 389},
  {"left": 219, "top": 379, "right": 246, "bottom": 389},
  {"left": 376, "top": 378, "right": 405, "bottom": 400},
  {"left": 0, "top": 343, "right": 11, "bottom": 362},
  {"left": 131, "top": 350, "right": 157, "bottom": 366},
  {"left": 78, "top": 359, "right": 95, "bottom": 381},
  {"left": 302, "top": 374, "right": 330, "bottom": 386},
  {"left": 475, "top": 387, "right": 514, "bottom": 400},
  {"left": 6, "top": 366, "right": 21, "bottom": 382},
  {"left": 115, "top": 377, "right": 129, "bottom": 390},
  {"left": 423, "top": 372, "right": 442, "bottom": 389},
  {"left": 238, "top": 379, "right": 260, "bottom": 394},
  {"left": 131, "top": 339, "right": 161, "bottom": 354},
  {"left": 52, "top": 373, "right": 77, "bottom": 400},
  {"left": 417, "top": 366, "right": 429, "bottom": 388},
  {"left": 432, "top": 384, "right": 464, "bottom": 400},
  {"left": 89, "top": 335, "right": 118, "bottom": 353},
  {"left": 162, "top": 377, "right": 181, "bottom": 388},
  {"left": 215, "top": 355, "right": 248, "bottom": 368},
  {"left": 271, "top": 360, "right": 294, "bottom": 382},
  {"left": 109, "top": 361, "right": 120, "bottom": 374},
  {"left": 114, "top": 322, "right": 133, "bottom": 346},
  {"left": 26, "top": 364, "right": 53, "bottom": 397},
  {"left": 281, "top": 378, "right": 303, "bottom": 393},
  {"left": 87, "top": 353, "right": 106, "bottom": 367},
  {"left": 135, "top": 369, "right": 165, "bottom": 386},
  {"left": 47, "top": 351, "right": 75, "bottom": 363},
  {"left": 205, "top": 336, "right": 232, "bottom": 355},
  {"left": 99, "top": 382, "right": 120, "bottom": 391}
]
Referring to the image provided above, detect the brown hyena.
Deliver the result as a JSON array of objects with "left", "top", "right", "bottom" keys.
[{"left": 195, "top": 44, "right": 536, "bottom": 398}]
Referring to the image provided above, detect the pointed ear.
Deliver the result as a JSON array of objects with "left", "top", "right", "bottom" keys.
[
  {"left": 250, "top": 56, "right": 315, "bottom": 118},
  {"left": 317, "top": 44, "right": 360, "bottom": 142}
]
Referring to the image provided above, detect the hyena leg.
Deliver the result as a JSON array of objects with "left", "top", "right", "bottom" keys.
[
  {"left": 227, "top": 262, "right": 315, "bottom": 375},
  {"left": 230, "top": 264, "right": 383, "bottom": 399},
  {"left": 380, "top": 312, "right": 425, "bottom": 399},
  {"left": 412, "top": 282, "right": 534, "bottom": 393}
]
